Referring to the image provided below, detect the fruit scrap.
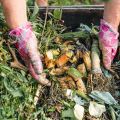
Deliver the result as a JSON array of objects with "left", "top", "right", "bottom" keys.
[
  {"left": 51, "top": 49, "right": 60, "bottom": 56},
  {"left": 56, "top": 51, "right": 73, "bottom": 67},
  {"left": 44, "top": 50, "right": 55, "bottom": 68}
]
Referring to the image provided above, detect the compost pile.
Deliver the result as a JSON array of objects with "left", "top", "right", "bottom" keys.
[{"left": 0, "top": 11, "right": 120, "bottom": 120}]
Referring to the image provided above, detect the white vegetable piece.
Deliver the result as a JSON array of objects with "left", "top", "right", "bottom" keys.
[
  {"left": 74, "top": 104, "right": 84, "bottom": 120},
  {"left": 89, "top": 101, "right": 106, "bottom": 118}
]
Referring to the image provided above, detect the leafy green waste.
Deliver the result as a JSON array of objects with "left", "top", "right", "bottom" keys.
[{"left": 89, "top": 91, "right": 117, "bottom": 105}]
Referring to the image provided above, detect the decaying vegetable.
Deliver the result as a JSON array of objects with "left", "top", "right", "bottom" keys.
[
  {"left": 77, "top": 63, "right": 87, "bottom": 77},
  {"left": 67, "top": 68, "right": 86, "bottom": 93},
  {"left": 58, "top": 77, "right": 69, "bottom": 89},
  {"left": 76, "top": 78, "right": 87, "bottom": 93},
  {"left": 50, "top": 66, "right": 69, "bottom": 76},
  {"left": 54, "top": 36, "right": 63, "bottom": 44},
  {"left": 58, "top": 76, "right": 76, "bottom": 90},
  {"left": 76, "top": 49, "right": 83, "bottom": 59},
  {"left": 44, "top": 50, "right": 56, "bottom": 68},
  {"left": 83, "top": 51, "right": 92, "bottom": 72},
  {"left": 56, "top": 51, "right": 73, "bottom": 67},
  {"left": 91, "top": 39, "right": 109, "bottom": 91},
  {"left": 51, "top": 49, "right": 60, "bottom": 56}
]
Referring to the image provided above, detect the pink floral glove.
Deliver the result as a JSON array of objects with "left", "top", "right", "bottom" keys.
[
  {"left": 9, "top": 22, "right": 51, "bottom": 86},
  {"left": 99, "top": 19, "right": 119, "bottom": 69}
]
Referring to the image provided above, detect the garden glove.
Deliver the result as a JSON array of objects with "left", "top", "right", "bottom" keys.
[
  {"left": 9, "top": 22, "right": 51, "bottom": 86},
  {"left": 99, "top": 19, "right": 119, "bottom": 69}
]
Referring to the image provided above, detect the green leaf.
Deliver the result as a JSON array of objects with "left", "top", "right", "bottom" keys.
[
  {"left": 61, "top": 108, "right": 76, "bottom": 119},
  {"left": 60, "top": 31, "right": 88, "bottom": 40},
  {"left": 3, "top": 77, "right": 23, "bottom": 97},
  {"left": 89, "top": 91, "right": 117, "bottom": 105},
  {"left": 30, "top": 2, "right": 39, "bottom": 21},
  {"left": 53, "top": 9, "right": 62, "bottom": 20}
]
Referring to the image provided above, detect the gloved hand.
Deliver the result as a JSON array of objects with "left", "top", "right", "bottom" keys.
[
  {"left": 9, "top": 22, "right": 51, "bottom": 86},
  {"left": 99, "top": 19, "right": 119, "bottom": 69}
]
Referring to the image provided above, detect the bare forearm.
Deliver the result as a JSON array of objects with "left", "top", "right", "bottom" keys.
[
  {"left": 36, "top": 0, "right": 48, "bottom": 6},
  {"left": 0, "top": 0, "right": 27, "bottom": 29},
  {"left": 104, "top": 0, "right": 120, "bottom": 30}
]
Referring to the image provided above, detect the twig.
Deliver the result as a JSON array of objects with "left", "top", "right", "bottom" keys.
[
  {"left": 34, "top": 84, "right": 42, "bottom": 106},
  {"left": 7, "top": 42, "right": 27, "bottom": 71},
  {"left": 41, "top": 6, "right": 48, "bottom": 37}
]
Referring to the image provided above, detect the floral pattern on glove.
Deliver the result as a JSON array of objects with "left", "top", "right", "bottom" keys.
[
  {"left": 99, "top": 19, "right": 119, "bottom": 69},
  {"left": 9, "top": 22, "right": 51, "bottom": 86}
]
